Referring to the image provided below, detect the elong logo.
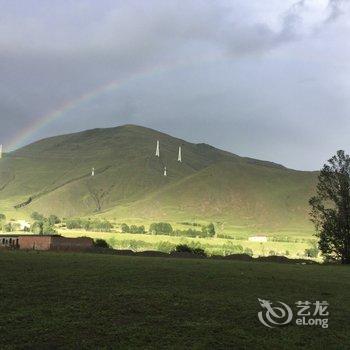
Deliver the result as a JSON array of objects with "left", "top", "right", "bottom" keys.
[
  {"left": 258, "top": 299, "right": 293, "bottom": 328},
  {"left": 258, "top": 299, "right": 329, "bottom": 329}
]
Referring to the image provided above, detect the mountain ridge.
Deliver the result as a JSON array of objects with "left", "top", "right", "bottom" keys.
[{"left": 0, "top": 124, "right": 317, "bottom": 234}]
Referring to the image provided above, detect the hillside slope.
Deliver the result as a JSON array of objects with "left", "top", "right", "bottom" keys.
[{"left": 0, "top": 124, "right": 317, "bottom": 232}]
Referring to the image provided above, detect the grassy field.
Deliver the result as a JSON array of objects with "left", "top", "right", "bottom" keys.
[
  {"left": 60, "top": 228, "right": 316, "bottom": 258},
  {"left": 0, "top": 251, "right": 348, "bottom": 349}
]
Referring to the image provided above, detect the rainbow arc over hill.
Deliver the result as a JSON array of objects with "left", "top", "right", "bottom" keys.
[
  {"left": 8, "top": 70, "right": 152, "bottom": 151},
  {"left": 8, "top": 56, "right": 218, "bottom": 151}
]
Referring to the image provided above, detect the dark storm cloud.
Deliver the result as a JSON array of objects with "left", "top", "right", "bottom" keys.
[{"left": 0, "top": 0, "right": 349, "bottom": 170}]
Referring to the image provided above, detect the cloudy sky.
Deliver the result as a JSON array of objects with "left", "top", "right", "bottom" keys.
[{"left": 0, "top": 0, "right": 349, "bottom": 170}]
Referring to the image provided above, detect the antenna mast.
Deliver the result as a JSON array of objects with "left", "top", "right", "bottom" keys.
[
  {"left": 178, "top": 146, "right": 182, "bottom": 162},
  {"left": 156, "top": 140, "right": 160, "bottom": 157}
]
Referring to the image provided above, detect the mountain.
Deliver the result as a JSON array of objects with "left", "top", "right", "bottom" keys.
[{"left": 0, "top": 124, "right": 317, "bottom": 234}]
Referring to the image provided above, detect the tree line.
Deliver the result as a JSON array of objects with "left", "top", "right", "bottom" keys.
[
  {"left": 120, "top": 222, "right": 216, "bottom": 238},
  {"left": 65, "top": 218, "right": 113, "bottom": 232}
]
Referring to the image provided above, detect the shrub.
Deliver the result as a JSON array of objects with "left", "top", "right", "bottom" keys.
[
  {"left": 0, "top": 214, "right": 6, "bottom": 221},
  {"left": 305, "top": 247, "right": 319, "bottom": 258},
  {"left": 201, "top": 223, "right": 216, "bottom": 237},
  {"left": 173, "top": 244, "right": 207, "bottom": 257},
  {"left": 191, "top": 247, "right": 207, "bottom": 257},
  {"left": 174, "top": 244, "right": 193, "bottom": 253},
  {"left": 94, "top": 239, "right": 109, "bottom": 248}
]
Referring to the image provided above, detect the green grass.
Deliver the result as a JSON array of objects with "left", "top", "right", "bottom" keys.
[
  {"left": 0, "top": 251, "right": 348, "bottom": 349},
  {"left": 60, "top": 229, "right": 315, "bottom": 258},
  {"left": 0, "top": 124, "right": 318, "bottom": 235}
]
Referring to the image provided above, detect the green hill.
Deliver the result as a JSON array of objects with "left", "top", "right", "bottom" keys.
[{"left": 0, "top": 124, "right": 317, "bottom": 234}]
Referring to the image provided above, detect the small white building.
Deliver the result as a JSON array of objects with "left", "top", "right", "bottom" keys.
[
  {"left": 16, "top": 220, "right": 31, "bottom": 231},
  {"left": 248, "top": 235, "right": 268, "bottom": 243}
]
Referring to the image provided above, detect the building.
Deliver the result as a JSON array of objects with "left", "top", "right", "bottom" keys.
[
  {"left": 248, "top": 235, "right": 268, "bottom": 243},
  {"left": 0, "top": 235, "right": 94, "bottom": 251},
  {"left": 0, "top": 235, "right": 19, "bottom": 248}
]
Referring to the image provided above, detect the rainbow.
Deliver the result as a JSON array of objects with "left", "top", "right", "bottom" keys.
[
  {"left": 8, "top": 79, "right": 125, "bottom": 151},
  {"left": 8, "top": 55, "right": 219, "bottom": 151},
  {"left": 8, "top": 66, "right": 161, "bottom": 151}
]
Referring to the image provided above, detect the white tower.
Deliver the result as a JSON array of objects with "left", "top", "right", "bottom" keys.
[
  {"left": 91, "top": 167, "right": 95, "bottom": 177},
  {"left": 156, "top": 140, "right": 160, "bottom": 157},
  {"left": 178, "top": 146, "right": 182, "bottom": 162},
  {"left": 163, "top": 166, "right": 167, "bottom": 177},
  {"left": 0, "top": 144, "right": 2, "bottom": 159}
]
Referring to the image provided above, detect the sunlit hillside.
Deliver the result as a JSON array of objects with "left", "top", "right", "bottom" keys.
[{"left": 0, "top": 124, "right": 317, "bottom": 234}]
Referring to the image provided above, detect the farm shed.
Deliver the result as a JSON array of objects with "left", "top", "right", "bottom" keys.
[{"left": 0, "top": 235, "right": 93, "bottom": 251}]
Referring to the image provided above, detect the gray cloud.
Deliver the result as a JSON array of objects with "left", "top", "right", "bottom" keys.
[{"left": 0, "top": 0, "right": 349, "bottom": 170}]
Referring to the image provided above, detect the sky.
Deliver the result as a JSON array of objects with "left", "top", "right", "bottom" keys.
[{"left": 0, "top": 0, "right": 349, "bottom": 170}]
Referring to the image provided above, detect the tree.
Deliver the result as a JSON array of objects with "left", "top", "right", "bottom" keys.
[
  {"left": 91, "top": 220, "right": 112, "bottom": 232},
  {"left": 31, "top": 221, "right": 44, "bottom": 235},
  {"left": 121, "top": 223, "right": 130, "bottom": 233},
  {"left": 66, "top": 219, "right": 83, "bottom": 229},
  {"left": 149, "top": 222, "right": 173, "bottom": 235},
  {"left": 129, "top": 225, "right": 146, "bottom": 234},
  {"left": 48, "top": 215, "right": 60, "bottom": 225},
  {"left": 31, "top": 219, "right": 56, "bottom": 235},
  {"left": 31, "top": 212, "right": 44, "bottom": 221},
  {"left": 207, "top": 223, "right": 215, "bottom": 236},
  {"left": 3, "top": 222, "right": 14, "bottom": 232},
  {"left": 0, "top": 214, "right": 6, "bottom": 221},
  {"left": 309, "top": 150, "right": 350, "bottom": 263},
  {"left": 42, "top": 221, "right": 57, "bottom": 235}
]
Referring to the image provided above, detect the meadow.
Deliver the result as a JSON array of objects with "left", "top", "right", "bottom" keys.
[
  {"left": 0, "top": 251, "right": 349, "bottom": 349},
  {"left": 60, "top": 227, "right": 316, "bottom": 259}
]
